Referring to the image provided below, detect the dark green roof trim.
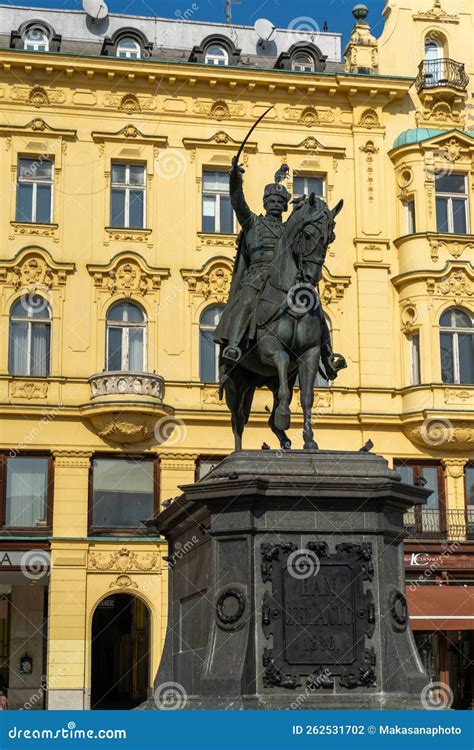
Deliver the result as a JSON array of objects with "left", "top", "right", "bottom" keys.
[{"left": 393, "top": 128, "right": 474, "bottom": 150}]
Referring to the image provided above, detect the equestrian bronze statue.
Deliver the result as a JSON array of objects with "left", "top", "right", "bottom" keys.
[{"left": 215, "top": 136, "right": 346, "bottom": 451}]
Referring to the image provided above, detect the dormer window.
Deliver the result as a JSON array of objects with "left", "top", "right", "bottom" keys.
[
  {"left": 292, "top": 52, "right": 314, "bottom": 73},
  {"left": 116, "top": 37, "right": 141, "bottom": 59},
  {"left": 23, "top": 26, "right": 49, "bottom": 51},
  {"left": 204, "top": 45, "right": 229, "bottom": 66}
]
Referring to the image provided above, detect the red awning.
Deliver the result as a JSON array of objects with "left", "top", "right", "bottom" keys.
[{"left": 407, "top": 585, "right": 474, "bottom": 630}]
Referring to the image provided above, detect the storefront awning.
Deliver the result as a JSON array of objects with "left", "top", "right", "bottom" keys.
[{"left": 407, "top": 585, "right": 474, "bottom": 630}]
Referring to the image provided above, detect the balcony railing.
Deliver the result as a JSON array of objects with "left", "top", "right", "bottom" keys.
[
  {"left": 89, "top": 371, "right": 164, "bottom": 400},
  {"left": 404, "top": 509, "right": 474, "bottom": 541},
  {"left": 415, "top": 58, "right": 469, "bottom": 93}
]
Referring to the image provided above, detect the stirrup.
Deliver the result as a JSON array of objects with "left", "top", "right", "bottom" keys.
[{"left": 222, "top": 345, "right": 242, "bottom": 362}]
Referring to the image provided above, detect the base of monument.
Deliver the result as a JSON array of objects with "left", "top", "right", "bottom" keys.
[
  {"left": 139, "top": 693, "right": 427, "bottom": 711},
  {"left": 142, "top": 450, "right": 431, "bottom": 711}
]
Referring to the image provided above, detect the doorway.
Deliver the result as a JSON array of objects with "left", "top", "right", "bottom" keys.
[{"left": 91, "top": 593, "right": 151, "bottom": 709}]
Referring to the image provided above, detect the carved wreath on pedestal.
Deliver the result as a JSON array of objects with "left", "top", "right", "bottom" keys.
[{"left": 261, "top": 541, "right": 376, "bottom": 691}]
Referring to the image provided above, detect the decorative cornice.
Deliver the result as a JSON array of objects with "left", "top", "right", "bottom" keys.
[
  {"left": 91, "top": 124, "right": 168, "bottom": 146},
  {"left": 413, "top": 0, "right": 459, "bottom": 24},
  {"left": 193, "top": 99, "right": 245, "bottom": 120},
  {"left": 0, "top": 117, "right": 76, "bottom": 140},
  {"left": 392, "top": 261, "right": 474, "bottom": 290},
  {"left": 0, "top": 247, "right": 75, "bottom": 289},
  {"left": 272, "top": 136, "right": 346, "bottom": 159},
  {"left": 183, "top": 130, "right": 256, "bottom": 153},
  {"left": 87, "top": 252, "right": 169, "bottom": 296},
  {"left": 181, "top": 255, "right": 233, "bottom": 304},
  {"left": 53, "top": 450, "right": 92, "bottom": 468},
  {"left": 441, "top": 458, "right": 468, "bottom": 479}
]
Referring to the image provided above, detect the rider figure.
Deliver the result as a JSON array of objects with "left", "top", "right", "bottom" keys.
[
  {"left": 215, "top": 157, "right": 290, "bottom": 363},
  {"left": 215, "top": 157, "right": 345, "bottom": 380}
]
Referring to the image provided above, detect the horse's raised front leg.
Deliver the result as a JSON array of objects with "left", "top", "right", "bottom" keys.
[{"left": 298, "top": 346, "right": 320, "bottom": 450}]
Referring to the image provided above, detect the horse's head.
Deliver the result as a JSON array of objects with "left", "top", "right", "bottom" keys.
[{"left": 289, "top": 195, "right": 344, "bottom": 283}]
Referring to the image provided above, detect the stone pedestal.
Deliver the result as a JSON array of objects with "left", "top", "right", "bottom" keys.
[{"left": 143, "top": 450, "right": 431, "bottom": 710}]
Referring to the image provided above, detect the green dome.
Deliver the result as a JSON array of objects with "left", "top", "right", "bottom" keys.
[{"left": 392, "top": 128, "right": 474, "bottom": 150}]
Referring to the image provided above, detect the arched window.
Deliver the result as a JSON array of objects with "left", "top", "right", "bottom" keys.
[
  {"left": 9, "top": 297, "right": 51, "bottom": 376},
  {"left": 204, "top": 45, "right": 228, "bottom": 66},
  {"left": 116, "top": 37, "right": 141, "bottom": 59},
  {"left": 106, "top": 301, "right": 146, "bottom": 372},
  {"left": 23, "top": 26, "right": 49, "bottom": 51},
  {"left": 440, "top": 307, "right": 474, "bottom": 384},
  {"left": 200, "top": 305, "right": 223, "bottom": 382},
  {"left": 292, "top": 52, "right": 314, "bottom": 73},
  {"left": 424, "top": 37, "right": 444, "bottom": 85}
]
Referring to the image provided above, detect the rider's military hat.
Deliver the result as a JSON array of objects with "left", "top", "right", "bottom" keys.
[{"left": 263, "top": 182, "right": 291, "bottom": 203}]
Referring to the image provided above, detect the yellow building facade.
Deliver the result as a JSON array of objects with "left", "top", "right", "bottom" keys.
[{"left": 0, "top": 0, "right": 473, "bottom": 710}]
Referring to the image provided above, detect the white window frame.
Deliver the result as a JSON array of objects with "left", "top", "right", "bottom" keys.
[
  {"left": 116, "top": 37, "right": 141, "bottom": 59},
  {"left": 293, "top": 175, "right": 326, "bottom": 199},
  {"left": 110, "top": 162, "right": 146, "bottom": 229},
  {"left": 106, "top": 304, "right": 147, "bottom": 372},
  {"left": 435, "top": 173, "right": 469, "bottom": 234},
  {"left": 17, "top": 157, "right": 54, "bottom": 223},
  {"left": 23, "top": 27, "right": 49, "bottom": 51},
  {"left": 9, "top": 301, "right": 51, "bottom": 377},
  {"left": 202, "top": 170, "right": 236, "bottom": 234},
  {"left": 204, "top": 45, "right": 229, "bottom": 66},
  {"left": 403, "top": 197, "right": 416, "bottom": 234},
  {"left": 440, "top": 308, "right": 474, "bottom": 385},
  {"left": 292, "top": 52, "right": 315, "bottom": 73},
  {"left": 199, "top": 306, "right": 223, "bottom": 382},
  {"left": 408, "top": 331, "right": 421, "bottom": 386}
]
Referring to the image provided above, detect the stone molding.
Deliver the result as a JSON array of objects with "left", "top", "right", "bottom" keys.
[
  {"left": 89, "top": 372, "right": 164, "bottom": 400},
  {"left": 53, "top": 451, "right": 92, "bottom": 468}
]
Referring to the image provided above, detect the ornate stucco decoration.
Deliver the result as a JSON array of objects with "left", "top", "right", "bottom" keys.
[
  {"left": 10, "top": 85, "right": 66, "bottom": 107},
  {"left": 319, "top": 268, "right": 351, "bottom": 307},
  {"left": 428, "top": 235, "right": 474, "bottom": 262},
  {"left": 9, "top": 380, "right": 49, "bottom": 400},
  {"left": 102, "top": 93, "right": 157, "bottom": 112},
  {"left": 201, "top": 386, "right": 222, "bottom": 405},
  {"left": 181, "top": 256, "right": 233, "bottom": 304},
  {"left": 89, "top": 547, "right": 162, "bottom": 573},
  {"left": 91, "top": 124, "right": 168, "bottom": 148},
  {"left": 400, "top": 299, "right": 419, "bottom": 333},
  {"left": 87, "top": 252, "right": 169, "bottom": 297},
  {"left": 403, "top": 419, "right": 474, "bottom": 452},
  {"left": 0, "top": 117, "right": 76, "bottom": 143},
  {"left": 90, "top": 372, "right": 164, "bottom": 400},
  {"left": 82, "top": 410, "right": 168, "bottom": 444},
  {"left": 182, "top": 131, "right": 256, "bottom": 163},
  {"left": 0, "top": 248, "right": 75, "bottom": 290},
  {"left": 193, "top": 99, "right": 245, "bottom": 120},
  {"left": 426, "top": 268, "right": 474, "bottom": 299},
  {"left": 413, "top": 0, "right": 459, "bottom": 23},
  {"left": 416, "top": 101, "right": 464, "bottom": 130},
  {"left": 110, "top": 575, "right": 138, "bottom": 590},
  {"left": 272, "top": 137, "right": 346, "bottom": 162},
  {"left": 358, "top": 109, "right": 381, "bottom": 129},
  {"left": 283, "top": 106, "right": 335, "bottom": 127},
  {"left": 444, "top": 389, "right": 474, "bottom": 404}
]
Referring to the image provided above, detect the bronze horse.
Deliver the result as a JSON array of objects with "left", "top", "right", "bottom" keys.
[{"left": 219, "top": 194, "right": 344, "bottom": 451}]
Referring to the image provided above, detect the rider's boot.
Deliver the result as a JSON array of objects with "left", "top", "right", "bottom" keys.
[{"left": 222, "top": 306, "right": 249, "bottom": 362}]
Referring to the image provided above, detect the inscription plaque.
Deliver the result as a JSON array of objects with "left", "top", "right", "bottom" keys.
[{"left": 261, "top": 541, "right": 376, "bottom": 690}]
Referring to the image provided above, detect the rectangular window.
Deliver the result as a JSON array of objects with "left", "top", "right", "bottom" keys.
[
  {"left": 293, "top": 175, "right": 325, "bottom": 199},
  {"left": 16, "top": 158, "right": 53, "bottom": 223},
  {"left": 435, "top": 173, "right": 469, "bottom": 234},
  {"left": 4, "top": 456, "right": 50, "bottom": 528},
  {"left": 395, "top": 462, "right": 443, "bottom": 536},
  {"left": 403, "top": 197, "right": 416, "bottom": 234},
  {"left": 408, "top": 332, "right": 421, "bottom": 385},
  {"left": 110, "top": 163, "right": 146, "bottom": 229},
  {"left": 202, "top": 170, "right": 234, "bottom": 233},
  {"left": 91, "top": 457, "right": 155, "bottom": 530}
]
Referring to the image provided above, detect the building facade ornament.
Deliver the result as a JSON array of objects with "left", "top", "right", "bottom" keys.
[
  {"left": 441, "top": 458, "right": 468, "bottom": 479},
  {"left": 53, "top": 451, "right": 93, "bottom": 468},
  {"left": 89, "top": 548, "right": 161, "bottom": 573},
  {"left": 110, "top": 574, "right": 138, "bottom": 590},
  {"left": 87, "top": 253, "right": 169, "bottom": 296},
  {"left": 0, "top": 248, "right": 75, "bottom": 290},
  {"left": 181, "top": 256, "right": 233, "bottom": 304},
  {"left": 9, "top": 380, "right": 49, "bottom": 400},
  {"left": 413, "top": 0, "right": 459, "bottom": 23}
]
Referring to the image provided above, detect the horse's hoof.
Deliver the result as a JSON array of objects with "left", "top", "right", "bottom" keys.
[
  {"left": 280, "top": 438, "right": 292, "bottom": 450},
  {"left": 275, "top": 406, "right": 290, "bottom": 431},
  {"left": 304, "top": 440, "right": 319, "bottom": 451}
]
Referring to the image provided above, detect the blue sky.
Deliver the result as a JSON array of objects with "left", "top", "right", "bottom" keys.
[{"left": 3, "top": 0, "right": 387, "bottom": 44}]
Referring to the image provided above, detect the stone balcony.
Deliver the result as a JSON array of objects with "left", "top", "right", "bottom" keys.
[{"left": 81, "top": 371, "right": 173, "bottom": 444}]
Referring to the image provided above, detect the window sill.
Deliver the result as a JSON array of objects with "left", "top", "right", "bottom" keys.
[
  {"left": 197, "top": 231, "right": 237, "bottom": 248},
  {"left": 105, "top": 227, "right": 152, "bottom": 242},
  {"left": 10, "top": 221, "right": 58, "bottom": 239},
  {"left": 0, "top": 527, "right": 52, "bottom": 537}
]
